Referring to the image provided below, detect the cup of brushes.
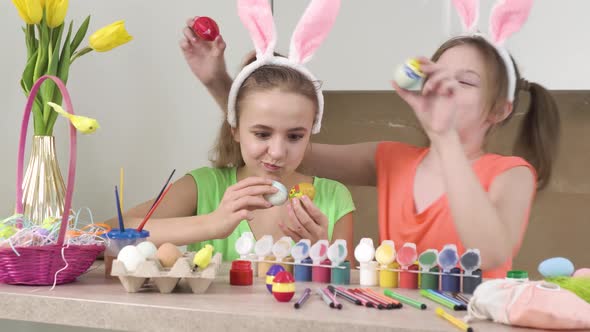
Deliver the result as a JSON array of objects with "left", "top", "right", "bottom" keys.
[{"left": 103, "top": 169, "right": 175, "bottom": 278}]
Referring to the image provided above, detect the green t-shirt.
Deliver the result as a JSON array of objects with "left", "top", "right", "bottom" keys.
[{"left": 187, "top": 167, "right": 355, "bottom": 261}]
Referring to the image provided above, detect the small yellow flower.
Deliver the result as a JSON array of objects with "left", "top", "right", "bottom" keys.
[
  {"left": 45, "top": 0, "right": 68, "bottom": 28},
  {"left": 89, "top": 20, "right": 133, "bottom": 52},
  {"left": 11, "top": 0, "right": 42, "bottom": 25}
]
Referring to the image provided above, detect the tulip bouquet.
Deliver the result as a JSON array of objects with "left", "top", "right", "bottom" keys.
[{"left": 11, "top": 0, "right": 133, "bottom": 135}]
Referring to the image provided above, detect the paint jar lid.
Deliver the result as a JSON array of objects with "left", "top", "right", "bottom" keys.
[
  {"left": 103, "top": 229, "right": 150, "bottom": 240},
  {"left": 506, "top": 270, "right": 528, "bottom": 279}
]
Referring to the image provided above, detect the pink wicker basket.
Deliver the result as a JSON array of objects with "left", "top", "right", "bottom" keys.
[{"left": 0, "top": 75, "right": 104, "bottom": 285}]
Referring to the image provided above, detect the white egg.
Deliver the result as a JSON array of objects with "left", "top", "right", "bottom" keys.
[
  {"left": 263, "top": 181, "right": 288, "bottom": 206},
  {"left": 136, "top": 241, "right": 158, "bottom": 259},
  {"left": 117, "top": 245, "right": 146, "bottom": 272}
]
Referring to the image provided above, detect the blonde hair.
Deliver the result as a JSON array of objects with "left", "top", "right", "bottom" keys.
[{"left": 431, "top": 36, "right": 561, "bottom": 190}]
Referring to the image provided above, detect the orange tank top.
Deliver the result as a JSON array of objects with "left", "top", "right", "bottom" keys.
[{"left": 375, "top": 141, "right": 536, "bottom": 278}]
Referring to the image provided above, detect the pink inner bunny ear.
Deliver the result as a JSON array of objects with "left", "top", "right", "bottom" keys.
[
  {"left": 238, "top": 0, "right": 276, "bottom": 58},
  {"left": 289, "top": 0, "right": 341, "bottom": 64},
  {"left": 452, "top": 0, "right": 480, "bottom": 32},
  {"left": 489, "top": 0, "right": 534, "bottom": 45}
]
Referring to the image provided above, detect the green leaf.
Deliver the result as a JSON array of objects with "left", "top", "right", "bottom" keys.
[
  {"left": 61, "top": 22, "right": 73, "bottom": 61},
  {"left": 30, "top": 24, "right": 39, "bottom": 51},
  {"left": 24, "top": 25, "right": 32, "bottom": 59},
  {"left": 42, "top": 24, "right": 64, "bottom": 124},
  {"left": 21, "top": 79, "right": 43, "bottom": 108},
  {"left": 31, "top": 20, "right": 51, "bottom": 133},
  {"left": 46, "top": 22, "right": 74, "bottom": 135},
  {"left": 21, "top": 48, "right": 39, "bottom": 94},
  {"left": 26, "top": 24, "right": 39, "bottom": 60},
  {"left": 20, "top": 79, "right": 26, "bottom": 93},
  {"left": 32, "top": 99, "right": 45, "bottom": 135},
  {"left": 70, "top": 46, "right": 92, "bottom": 63},
  {"left": 51, "top": 24, "right": 63, "bottom": 48},
  {"left": 71, "top": 16, "right": 90, "bottom": 53},
  {"left": 58, "top": 22, "right": 73, "bottom": 84},
  {"left": 45, "top": 93, "right": 62, "bottom": 136},
  {"left": 33, "top": 22, "right": 50, "bottom": 84}
]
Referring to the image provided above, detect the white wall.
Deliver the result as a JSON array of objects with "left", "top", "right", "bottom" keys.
[
  {"left": 1, "top": 0, "right": 588, "bottom": 222},
  {"left": 447, "top": 0, "right": 590, "bottom": 90},
  {"left": 275, "top": 0, "right": 590, "bottom": 90},
  {"left": 274, "top": 0, "right": 451, "bottom": 91}
]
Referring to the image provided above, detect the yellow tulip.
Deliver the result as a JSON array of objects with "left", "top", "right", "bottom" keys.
[
  {"left": 11, "top": 0, "right": 42, "bottom": 25},
  {"left": 89, "top": 20, "right": 133, "bottom": 52},
  {"left": 45, "top": 0, "right": 68, "bottom": 28}
]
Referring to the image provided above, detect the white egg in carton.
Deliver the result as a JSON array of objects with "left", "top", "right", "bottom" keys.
[{"left": 111, "top": 252, "right": 222, "bottom": 293}]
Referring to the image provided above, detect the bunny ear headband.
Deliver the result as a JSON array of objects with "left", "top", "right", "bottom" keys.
[
  {"left": 227, "top": 0, "right": 341, "bottom": 134},
  {"left": 451, "top": 0, "right": 533, "bottom": 102}
]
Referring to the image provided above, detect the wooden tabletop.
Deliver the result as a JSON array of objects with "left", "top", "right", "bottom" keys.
[{"left": 0, "top": 263, "right": 536, "bottom": 332}]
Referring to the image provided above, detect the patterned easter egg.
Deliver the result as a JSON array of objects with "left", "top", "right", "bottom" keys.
[
  {"left": 289, "top": 183, "right": 316, "bottom": 200},
  {"left": 265, "top": 264, "right": 286, "bottom": 293},
  {"left": 272, "top": 271, "right": 295, "bottom": 302}
]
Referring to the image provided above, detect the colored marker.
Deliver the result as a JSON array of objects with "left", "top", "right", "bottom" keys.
[
  {"left": 354, "top": 289, "right": 392, "bottom": 309},
  {"left": 294, "top": 288, "right": 311, "bottom": 309},
  {"left": 453, "top": 292, "right": 471, "bottom": 304},
  {"left": 442, "top": 292, "right": 469, "bottom": 306},
  {"left": 384, "top": 289, "right": 427, "bottom": 310},
  {"left": 336, "top": 287, "right": 372, "bottom": 307},
  {"left": 420, "top": 289, "right": 463, "bottom": 311},
  {"left": 351, "top": 289, "right": 385, "bottom": 309},
  {"left": 435, "top": 307, "right": 474, "bottom": 332},
  {"left": 316, "top": 288, "right": 335, "bottom": 308},
  {"left": 349, "top": 289, "right": 383, "bottom": 309},
  {"left": 323, "top": 288, "right": 342, "bottom": 309},
  {"left": 328, "top": 285, "right": 361, "bottom": 305},
  {"left": 429, "top": 289, "right": 467, "bottom": 308},
  {"left": 362, "top": 288, "right": 402, "bottom": 308}
]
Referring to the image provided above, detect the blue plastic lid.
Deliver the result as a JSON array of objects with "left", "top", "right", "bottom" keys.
[{"left": 102, "top": 229, "right": 150, "bottom": 240}]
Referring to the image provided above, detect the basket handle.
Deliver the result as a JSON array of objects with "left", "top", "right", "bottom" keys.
[{"left": 15, "top": 75, "right": 77, "bottom": 247}]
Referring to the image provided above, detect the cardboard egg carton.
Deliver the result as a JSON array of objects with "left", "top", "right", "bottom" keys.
[{"left": 111, "top": 252, "right": 222, "bottom": 293}]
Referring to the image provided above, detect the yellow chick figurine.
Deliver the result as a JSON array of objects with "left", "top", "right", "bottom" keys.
[
  {"left": 193, "top": 244, "right": 214, "bottom": 269},
  {"left": 47, "top": 102, "right": 100, "bottom": 134}
]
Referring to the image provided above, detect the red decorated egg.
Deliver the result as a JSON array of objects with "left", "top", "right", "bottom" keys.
[
  {"left": 192, "top": 16, "right": 220, "bottom": 41},
  {"left": 272, "top": 271, "right": 295, "bottom": 302}
]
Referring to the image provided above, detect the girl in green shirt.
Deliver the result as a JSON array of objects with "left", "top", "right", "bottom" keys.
[{"left": 113, "top": 2, "right": 355, "bottom": 261}]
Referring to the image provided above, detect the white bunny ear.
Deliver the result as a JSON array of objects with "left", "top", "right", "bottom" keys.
[
  {"left": 489, "top": 0, "right": 533, "bottom": 46},
  {"left": 452, "top": 0, "right": 480, "bottom": 33},
  {"left": 289, "top": 0, "right": 341, "bottom": 64},
  {"left": 238, "top": 0, "right": 277, "bottom": 58}
]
